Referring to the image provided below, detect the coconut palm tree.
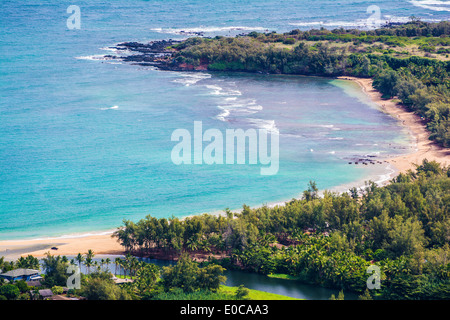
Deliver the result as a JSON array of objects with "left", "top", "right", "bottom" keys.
[
  {"left": 75, "top": 253, "right": 84, "bottom": 271},
  {"left": 84, "top": 257, "right": 93, "bottom": 274},
  {"left": 114, "top": 257, "right": 121, "bottom": 276},
  {"left": 105, "top": 258, "right": 111, "bottom": 273},
  {"left": 94, "top": 261, "right": 101, "bottom": 273},
  {"left": 86, "top": 249, "right": 95, "bottom": 261},
  {"left": 100, "top": 258, "right": 105, "bottom": 271}
]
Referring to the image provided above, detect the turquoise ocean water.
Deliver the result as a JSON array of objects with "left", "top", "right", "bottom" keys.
[{"left": 1, "top": 1, "right": 448, "bottom": 240}]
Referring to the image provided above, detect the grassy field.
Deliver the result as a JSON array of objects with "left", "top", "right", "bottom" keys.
[
  {"left": 271, "top": 38, "right": 450, "bottom": 61},
  {"left": 266, "top": 273, "right": 301, "bottom": 281},
  {"left": 220, "top": 285, "right": 301, "bottom": 300}
]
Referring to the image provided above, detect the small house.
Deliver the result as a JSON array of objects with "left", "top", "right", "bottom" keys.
[
  {"left": 0, "top": 268, "right": 42, "bottom": 282},
  {"left": 39, "top": 289, "right": 54, "bottom": 300}
]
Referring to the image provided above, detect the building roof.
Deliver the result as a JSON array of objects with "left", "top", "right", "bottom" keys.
[
  {"left": 26, "top": 279, "right": 43, "bottom": 287},
  {"left": 0, "top": 268, "right": 40, "bottom": 278},
  {"left": 112, "top": 277, "right": 134, "bottom": 284},
  {"left": 52, "top": 295, "right": 72, "bottom": 300},
  {"left": 39, "top": 289, "right": 54, "bottom": 298}
]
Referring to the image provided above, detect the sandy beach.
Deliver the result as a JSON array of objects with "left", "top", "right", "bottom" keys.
[
  {"left": 0, "top": 233, "right": 124, "bottom": 261},
  {"left": 1, "top": 76, "right": 448, "bottom": 261},
  {"left": 340, "top": 76, "right": 449, "bottom": 173}
]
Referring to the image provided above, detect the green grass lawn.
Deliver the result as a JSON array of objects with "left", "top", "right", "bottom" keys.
[
  {"left": 266, "top": 273, "right": 301, "bottom": 281},
  {"left": 220, "top": 285, "right": 301, "bottom": 300}
]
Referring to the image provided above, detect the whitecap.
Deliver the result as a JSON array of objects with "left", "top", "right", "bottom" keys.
[
  {"left": 75, "top": 55, "right": 106, "bottom": 61},
  {"left": 247, "top": 118, "right": 279, "bottom": 134},
  {"left": 289, "top": 15, "right": 439, "bottom": 29},
  {"left": 172, "top": 73, "right": 211, "bottom": 87},
  {"left": 100, "top": 105, "right": 119, "bottom": 110},
  {"left": 329, "top": 137, "right": 344, "bottom": 140},
  {"left": 281, "top": 133, "right": 303, "bottom": 139},
  {"left": 215, "top": 100, "right": 262, "bottom": 122},
  {"left": 216, "top": 107, "right": 231, "bottom": 122},
  {"left": 151, "top": 26, "right": 268, "bottom": 35},
  {"left": 409, "top": 0, "right": 450, "bottom": 12},
  {"left": 205, "top": 84, "right": 242, "bottom": 96}
]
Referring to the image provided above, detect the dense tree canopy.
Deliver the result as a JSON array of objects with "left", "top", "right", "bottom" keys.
[{"left": 114, "top": 160, "right": 450, "bottom": 299}]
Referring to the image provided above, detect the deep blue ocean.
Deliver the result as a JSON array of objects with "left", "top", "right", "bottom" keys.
[{"left": 1, "top": 0, "right": 448, "bottom": 240}]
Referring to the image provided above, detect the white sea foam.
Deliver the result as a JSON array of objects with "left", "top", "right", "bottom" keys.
[
  {"left": 281, "top": 133, "right": 304, "bottom": 139},
  {"left": 247, "top": 118, "right": 279, "bottom": 134},
  {"left": 100, "top": 105, "right": 119, "bottom": 110},
  {"left": 215, "top": 99, "right": 263, "bottom": 122},
  {"left": 248, "top": 104, "right": 263, "bottom": 111},
  {"left": 172, "top": 73, "right": 211, "bottom": 86},
  {"left": 329, "top": 137, "right": 344, "bottom": 140},
  {"left": 409, "top": 0, "right": 450, "bottom": 11},
  {"left": 206, "top": 84, "right": 242, "bottom": 96},
  {"left": 289, "top": 15, "right": 440, "bottom": 29},
  {"left": 75, "top": 54, "right": 123, "bottom": 65},
  {"left": 151, "top": 26, "right": 268, "bottom": 35},
  {"left": 216, "top": 107, "right": 231, "bottom": 122},
  {"left": 373, "top": 164, "right": 397, "bottom": 186},
  {"left": 75, "top": 55, "right": 107, "bottom": 61}
]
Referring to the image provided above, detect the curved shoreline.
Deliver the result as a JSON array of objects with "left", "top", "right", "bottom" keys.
[
  {"left": 1, "top": 76, "right": 448, "bottom": 260},
  {"left": 340, "top": 76, "right": 450, "bottom": 173}
]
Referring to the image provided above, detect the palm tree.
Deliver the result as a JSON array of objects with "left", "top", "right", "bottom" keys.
[
  {"left": 94, "top": 261, "right": 101, "bottom": 272},
  {"left": 128, "top": 256, "right": 140, "bottom": 280},
  {"left": 86, "top": 249, "right": 95, "bottom": 261},
  {"left": 84, "top": 257, "right": 93, "bottom": 274},
  {"left": 186, "top": 239, "right": 199, "bottom": 252},
  {"left": 105, "top": 258, "right": 111, "bottom": 273},
  {"left": 122, "top": 259, "right": 129, "bottom": 280},
  {"left": 84, "top": 249, "right": 95, "bottom": 274},
  {"left": 114, "top": 257, "right": 121, "bottom": 276},
  {"left": 100, "top": 258, "right": 105, "bottom": 271},
  {"left": 75, "top": 253, "right": 84, "bottom": 271}
]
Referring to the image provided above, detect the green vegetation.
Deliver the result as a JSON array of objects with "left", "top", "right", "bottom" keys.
[
  {"left": 0, "top": 255, "right": 40, "bottom": 273},
  {"left": 167, "top": 21, "right": 450, "bottom": 147},
  {"left": 1, "top": 161, "right": 448, "bottom": 300},
  {"left": 267, "top": 273, "right": 301, "bottom": 281},
  {"left": 220, "top": 285, "right": 300, "bottom": 300},
  {"left": 115, "top": 160, "right": 450, "bottom": 300},
  {"left": 0, "top": 255, "right": 41, "bottom": 300},
  {"left": 1, "top": 21, "right": 449, "bottom": 301}
]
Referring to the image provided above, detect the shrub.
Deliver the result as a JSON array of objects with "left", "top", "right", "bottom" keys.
[{"left": 283, "top": 38, "right": 296, "bottom": 45}]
